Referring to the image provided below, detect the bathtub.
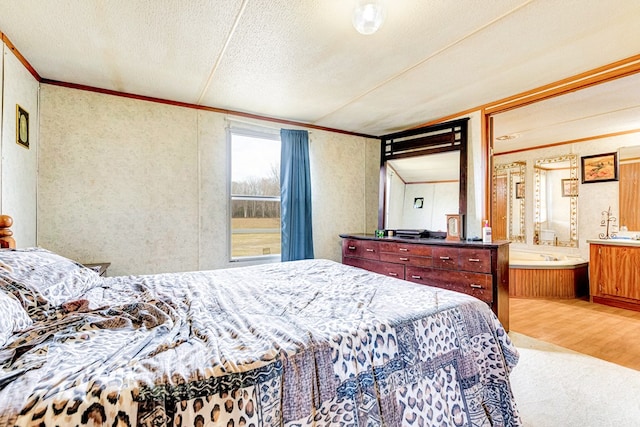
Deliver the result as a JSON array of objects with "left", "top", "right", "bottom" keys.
[{"left": 509, "top": 249, "right": 589, "bottom": 298}]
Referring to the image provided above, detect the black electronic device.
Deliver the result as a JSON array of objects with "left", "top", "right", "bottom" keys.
[{"left": 394, "top": 229, "right": 429, "bottom": 239}]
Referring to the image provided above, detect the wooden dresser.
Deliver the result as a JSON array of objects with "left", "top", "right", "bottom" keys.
[
  {"left": 589, "top": 239, "right": 640, "bottom": 311},
  {"left": 340, "top": 234, "right": 511, "bottom": 330}
]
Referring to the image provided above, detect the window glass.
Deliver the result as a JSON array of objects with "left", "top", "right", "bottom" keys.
[{"left": 230, "top": 132, "right": 281, "bottom": 259}]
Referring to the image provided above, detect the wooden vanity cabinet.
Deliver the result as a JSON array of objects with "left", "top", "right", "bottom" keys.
[
  {"left": 589, "top": 242, "right": 640, "bottom": 311},
  {"left": 341, "top": 235, "right": 510, "bottom": 330}
]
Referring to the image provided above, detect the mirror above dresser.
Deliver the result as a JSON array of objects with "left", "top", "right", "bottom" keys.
[
  {"left": 385, "top": 151, "right": 459, "bottom": 232},
  {"left": 379, "top": 118, "right": 469, "bottom": 238}
]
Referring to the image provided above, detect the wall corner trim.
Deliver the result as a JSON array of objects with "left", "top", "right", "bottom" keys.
[{"left": 1, "top": 32, "right": 41, "bottom": 81}]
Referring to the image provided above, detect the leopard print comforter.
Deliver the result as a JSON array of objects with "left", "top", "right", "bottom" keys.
[{"left": 0, "top": 259, "right": 521, "bottom": 426}]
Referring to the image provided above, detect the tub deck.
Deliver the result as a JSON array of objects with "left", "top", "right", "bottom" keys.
[{"left": 509, "top": 251, "right": 589, "bottom": 299}]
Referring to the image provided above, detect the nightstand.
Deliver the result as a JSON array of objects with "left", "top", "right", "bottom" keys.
[{"left": 83, "top": 262, "right": 111, "bottom": 276}]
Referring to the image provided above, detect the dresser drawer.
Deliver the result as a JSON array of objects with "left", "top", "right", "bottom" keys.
[
  {"left": 458, "top": 248, "right": 492, "bottom": 273},
  {"left": 343, "top": 256, "right": 405, "bottom": 279},
  {"left": 379, "top": 242, "right": 433, "bottom": 257},
  {"left": 342, "top": 239, "right": 380, "bottom": 260},
  {"left": 453, "top": 271, "right": 493, "bottom": 303},
  {"left": 379, "top": 252, "right": 433, "bottom": 267},
  {"left": 405, "top": 266, "right": 493, "bottom": 303},
  {"left": 432, "top": 247, "right": 458, "bottom": 270}
]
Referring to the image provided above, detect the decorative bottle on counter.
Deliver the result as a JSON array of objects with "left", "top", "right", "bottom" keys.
[{"left": 482, "top": 220, "right": 492, "bottom": 243}]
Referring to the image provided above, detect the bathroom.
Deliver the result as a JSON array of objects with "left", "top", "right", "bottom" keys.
[
  {"left": 491, "top": 72, "right": 640, "bottom": 298},
  {"left": 493, "top": 122, "right": 640, "bottom": 262}
]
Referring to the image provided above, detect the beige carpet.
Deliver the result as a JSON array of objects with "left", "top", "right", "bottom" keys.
[{"left": 508, "top": 332, "right": 640, "bottom": 426}]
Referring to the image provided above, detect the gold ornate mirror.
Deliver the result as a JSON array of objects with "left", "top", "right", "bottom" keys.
[
  {"left": 492, "top": 161, "right": 526, "bottom": 242},
  {"left": 533, "top": 154, "right": 578, "bottom": 247}
]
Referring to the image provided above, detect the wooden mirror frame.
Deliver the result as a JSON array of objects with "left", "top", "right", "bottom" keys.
[{"left": 378, "top": 118, "right": 469, "bottom": 236}]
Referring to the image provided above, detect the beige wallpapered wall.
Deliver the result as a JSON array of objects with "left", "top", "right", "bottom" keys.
[
  {"left": 37, "top": 85, "right": 379, "bottom": 275},
  {"left": 1, "top": 44, "right": 39, "bottom": 247}
]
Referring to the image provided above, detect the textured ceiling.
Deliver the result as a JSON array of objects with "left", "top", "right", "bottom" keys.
[{"left": 1, "top": 0, "right": 639, "bottom": 137}]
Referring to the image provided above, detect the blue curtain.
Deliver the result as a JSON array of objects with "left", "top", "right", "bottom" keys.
[{"left": 280, "top": 129, "right": 314, "bottom": 261}]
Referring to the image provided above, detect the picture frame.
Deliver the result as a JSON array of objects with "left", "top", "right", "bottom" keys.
[
  {"left": 16, "top": 105, "right": 29, "bottom": 149},
  {"left": 515, "top": 182, "right": 524, "bottom": 199},
  {"left": 561, "top": 178, "right": 579, "bottom": 197},
  {"left": 581, "top": 152, "right": 618, "bottom": 183},
  {"left": 413, "top": 197, "right": 424, "bottom": 209}
]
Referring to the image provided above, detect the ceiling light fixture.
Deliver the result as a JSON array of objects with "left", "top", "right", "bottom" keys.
[{"left": 352, "top": 0, "right": 386, "bottom": 35}]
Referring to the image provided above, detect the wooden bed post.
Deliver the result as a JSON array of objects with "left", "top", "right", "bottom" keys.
[{"left": 0, "top": 215, "right": 16, "bottom": 249}]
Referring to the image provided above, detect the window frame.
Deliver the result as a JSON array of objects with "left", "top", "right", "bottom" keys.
[{"left": 227, "top": 125, "right": 281, "bottom": 263}]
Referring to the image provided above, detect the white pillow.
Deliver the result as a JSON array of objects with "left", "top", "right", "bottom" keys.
[
  {"left": 0, "top": 291, "right": 32, "bottom": 347},
  {"left": 0, "top": 248, "right": 100, "bottom": 307}
]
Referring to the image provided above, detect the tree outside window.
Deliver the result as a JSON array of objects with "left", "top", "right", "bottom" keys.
[{"left": 230, "top": 132, "right": 281, "bottom": 259}]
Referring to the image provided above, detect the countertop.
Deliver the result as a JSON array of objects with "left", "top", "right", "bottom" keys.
[{"left": 587, "top": 238, "right": 640, "bottom": 247}]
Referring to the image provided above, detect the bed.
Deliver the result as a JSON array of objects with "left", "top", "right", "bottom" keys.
[{"left": 0, "top": 242, "right": 521, "bottom": 425}]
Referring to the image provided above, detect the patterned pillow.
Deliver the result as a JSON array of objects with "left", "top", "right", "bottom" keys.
[
  {"left": 0, "top": 248, "right": 100, "bottom": 307},
  {"left": 0, "top": 290, "right": 33, "bottom": 347}
]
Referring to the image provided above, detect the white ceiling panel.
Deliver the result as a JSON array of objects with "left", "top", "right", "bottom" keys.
[
  {"left": 0, "top": 0, "right": 639, "bottom": 136},
  {"left": 0, "top": 0, "right": 242, "bottom": 102},
  {"left": 200, "top": 0, "right": 526, "bottom": 124},
  {"left": 316, "top": 0, "right": 640, "bottom": 135}
]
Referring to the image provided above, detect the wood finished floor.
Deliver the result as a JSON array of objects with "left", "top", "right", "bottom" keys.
[{"left": 510, "top": 297, "right": 640, "bottom": 371}]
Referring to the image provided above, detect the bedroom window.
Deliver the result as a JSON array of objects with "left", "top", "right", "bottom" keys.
[{"left": 230, "top": 129, "right": 281, "bottom": 260}]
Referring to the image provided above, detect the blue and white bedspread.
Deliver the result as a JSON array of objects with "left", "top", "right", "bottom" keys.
[{"left": 0, "top": 250, "right": 521, "bottom": 426}]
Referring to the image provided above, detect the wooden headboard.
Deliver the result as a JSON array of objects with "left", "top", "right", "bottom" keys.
[{"left": 0, "top": 215, "right": 15, "bottom": 249}]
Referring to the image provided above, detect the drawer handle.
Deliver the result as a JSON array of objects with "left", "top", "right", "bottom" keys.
[
  {"left": 439, "top": 256, "right": 450, "bottom": 260},
  {"left": 348, "top": 246, "right": 356, "bottom": 250},
  {"left": 389, "top": 272, "right": 398, "bottom": 277},
  {"left": 470, "top": 284, "right": 483, "bottom": 289},
  {"left": 468, "top": 258, "right": 480, "bottom": 262},
  {"left": 399, "top": 257, "right": 408, "bottom": 261},
  {"left": 399, "top": 248, "right": 409, "bottom": 252},
  {"left": 366, "top": 248, "right": 375, "bottom": 252},
  {"left": 411, "top": 275, "right": 422, "bottom": 279}
]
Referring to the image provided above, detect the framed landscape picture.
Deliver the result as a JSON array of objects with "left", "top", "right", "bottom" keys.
[{"left": 581, "top": 152, "right": 618, "bottom": 183}]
